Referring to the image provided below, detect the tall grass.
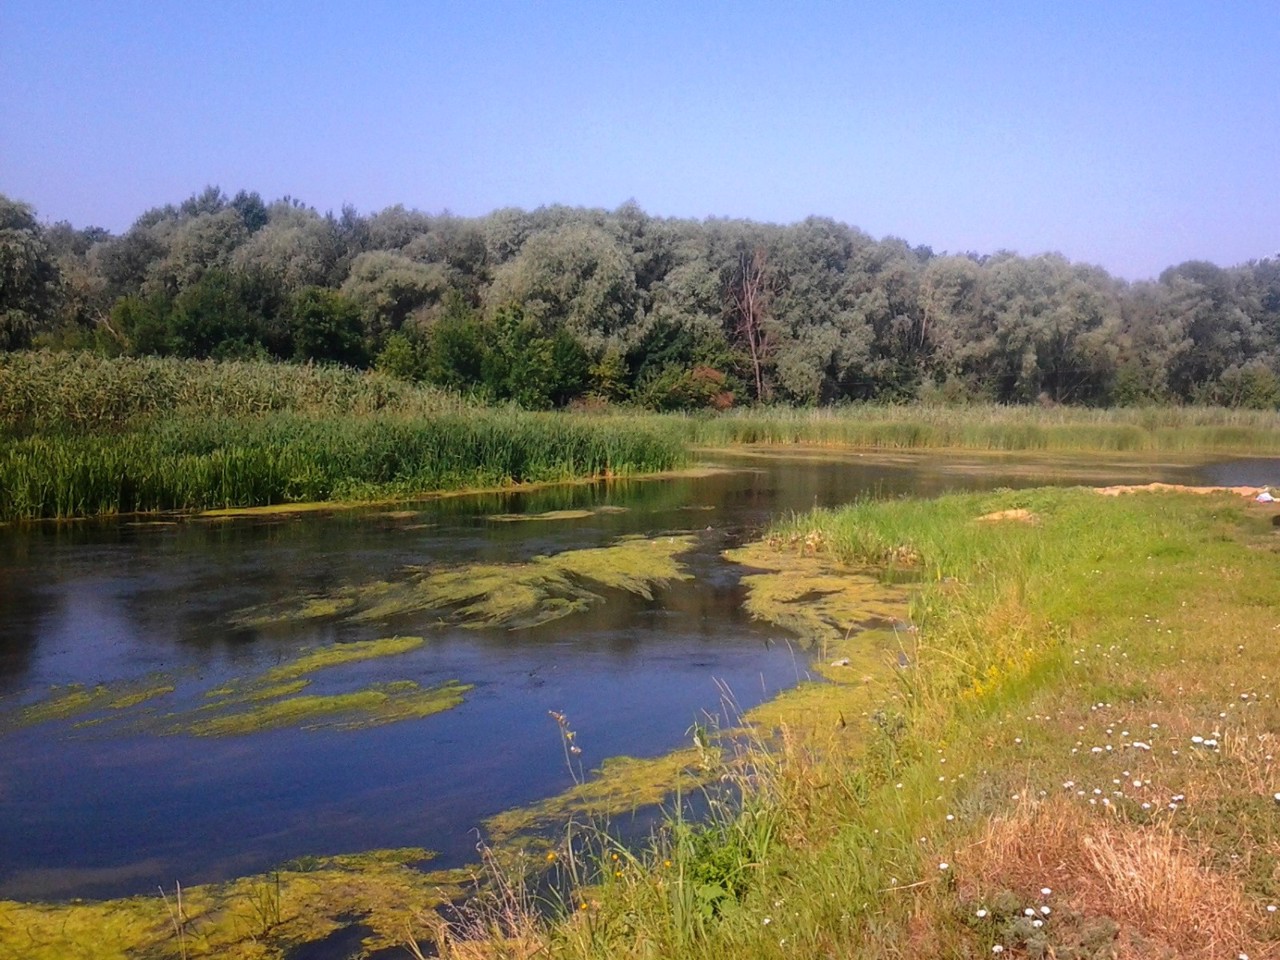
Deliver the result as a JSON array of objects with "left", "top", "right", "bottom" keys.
[
  {"left": 0, "top": 412, "right": 686, "bottom": 520},
  {"left": 0, "top": 351, "right": 472, "bottom": 434},
  {"left": 6, "top": 353, "right": 1279, "bottom": 521},
  {"left": 676, "top": 403, "right": 1280, "bottom": 454}
]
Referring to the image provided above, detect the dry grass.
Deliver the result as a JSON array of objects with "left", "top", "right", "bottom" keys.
[
  {"left": 957, "top": 798, "right": 1264, "bottom": 958},
  {"left": 1221, "top": 730, "right": 1279, "bottom": 797}
]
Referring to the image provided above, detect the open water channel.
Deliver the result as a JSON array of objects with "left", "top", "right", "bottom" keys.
[{"left": 0, "top": 449, "right": 1272, "bottom": 902}]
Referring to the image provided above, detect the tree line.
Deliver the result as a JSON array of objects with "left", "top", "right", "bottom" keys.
[{"left": 3, "top": 187, "right": 1279, "bottom": 409}]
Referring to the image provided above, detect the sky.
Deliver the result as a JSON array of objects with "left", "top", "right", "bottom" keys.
[{"left": 1, "top": 1, "right": 1276, "bottom": 280}]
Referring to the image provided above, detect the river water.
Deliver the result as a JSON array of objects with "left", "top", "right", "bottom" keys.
[{"left": 0, "top": 450, "right": 1271, "bottom": 901}]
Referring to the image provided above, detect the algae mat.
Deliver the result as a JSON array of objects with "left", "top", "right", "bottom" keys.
[
  {"left": 0, "top": 850, "right": 469, "bottom": 960},
  {"left": 234, "top": 534, "right": 699, "bottom": 631},
  {"left": 4, "top": 636, "right": 472, "bottom": 739},
  {"left": 479, "top": 537, "right": 915, "bottom": 854}
]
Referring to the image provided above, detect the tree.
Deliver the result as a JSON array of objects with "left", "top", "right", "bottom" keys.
[
  {"left": 110, "top": 292, "right": 174, "bottom": 355},
  {"left": 768, "top": 219, "right": 876, "bottom": 403},
  {"left": 340, "top": 251, "right": 449, "bottom": 342},
  {"left": 289, "top": 287, "right": 365, "bottom": 365},
  {"left": 375, "top": 330, "right": 429, "bottom": 381},
  {"left": 724, "top": 245, "right": 776, "bottom": 401},
  {"left": 422, "top": 295, "right": 487, "bottom": 389},
  {"left": 169, "top": 269, "right": 265, "bottom": 358},
  {"left": 486, "top": 223, "right": 639, "bottom": 355},
  {"left": 230, "top": 190, "right": 269, "bottom": 232},
  {"left": 231, "top": 202, "right": 341, "bottom": 292},
  {"left": 1158, "top": 261, "right": 1262, "bottom": 399},
  {"left": 0, "top": 195, "right": 61, "bottom": 349},
  {"left": 478, "top": 305, "right": 589, "bottom": 409},
  {"left": 145, "top": 208, "right": 249, "bottom": 297},
  {"left": 91, "top": 226, "right": 167, "bottom": 300}
]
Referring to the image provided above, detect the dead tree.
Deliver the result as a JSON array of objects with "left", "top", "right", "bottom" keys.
[{"left": 726, "top": 246, "right": 775, "bottom": 401}]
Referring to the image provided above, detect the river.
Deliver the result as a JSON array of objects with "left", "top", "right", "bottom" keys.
[{"left": 0, "top": 449, "right": 1271, "bottom": 901}]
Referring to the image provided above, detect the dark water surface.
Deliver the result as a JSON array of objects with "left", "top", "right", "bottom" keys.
[{"left": 0, "top": 451, "right": 1272, "bottom": 900}]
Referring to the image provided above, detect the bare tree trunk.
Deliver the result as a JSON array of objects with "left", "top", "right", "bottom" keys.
[{"left": 728, "top": 247, "right": 773, "bottom": 401}]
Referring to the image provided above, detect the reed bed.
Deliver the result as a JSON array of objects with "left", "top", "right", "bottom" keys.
[
  {"left": 0, "top": 412, "right": 686, "bottom": 520},
  {"left": 677, "top": 403, "right": 1280, "bottom": 453},
  {"left": 6, "top": 353, "right": 1280, "bottom": 521},
  {"left": 0, "top": 351, "right": 473, "bottom": 434}
]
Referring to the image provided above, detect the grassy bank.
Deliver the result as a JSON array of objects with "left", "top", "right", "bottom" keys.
[
  {"left": 5, "top": 352, "right": 1280, "bottom": 521},
  {"left": 451, "top": 487, "right": 1280, "bottom": 959},
  {"left": 0, "top": 353, "right": 688, "bottom": 521}
]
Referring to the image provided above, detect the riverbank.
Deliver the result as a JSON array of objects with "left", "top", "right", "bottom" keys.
[
  {"left": 450, "top": 485, "right": 1280, "bottom": 959},
  {"left": 5, "top": 352, "right": 1280, "bottom": 522},
  {"left": 7, "top": 484, "right": 1278, "bottom": 958}
]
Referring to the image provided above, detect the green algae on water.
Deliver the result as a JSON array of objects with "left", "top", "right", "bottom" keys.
[
  {"left": 7, "top": 637, "right": 460, "bottom": 739},
  {"left": 0, "top": 848, "right": 466, "bottom": 960},
  {"left": 12, "top": 677, "right": 176, "bottom": 729},
  {"left": 237, "top": 534, "right": 698, "bottom": 631},
  {"left": 487, "top": 505, "right": 631, "bottom": 522},
  {"left": 185, "top": 679, "right": 472, "bottom": 736},
  {"left": 484, "top": 748, "right": 713, "bottom": 846},
  {"left": 488, "top": 508, "right": 597, "bottom": 522},
  {"left": 260, "top": 634, "right": 425, "bottom": 682},
  {"left": 724, "top": 540, "right": 909, "bottom": 650}
]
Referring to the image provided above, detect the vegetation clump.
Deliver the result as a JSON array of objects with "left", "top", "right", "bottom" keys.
[
  {"left": 0, "top": 404, "right": 687, "bottom": 521},
  {"left": 238, "top": 534, "right": 698, "bottom": 631},
  {"left": 186, "top": 680, "right": 472, "bottom": 736},
  {"left": 10, "top": 677, "right": 176, "bottom": 729},
  {"left": 5, "top": 636, "right": 470, "bottom": 740},
  {"left": 0, "top": 848, "right": 468, "bottom": 960}
]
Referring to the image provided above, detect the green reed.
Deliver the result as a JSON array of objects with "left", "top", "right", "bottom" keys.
[
  {"left": 0, "top": 351, "right": 472, "bottom": 435},
  {"left": 0, "top": 412, "right": 687, "bottom": 520},
  {"left": 672, "top": 403, "right": 1280, "bottom": 453}
]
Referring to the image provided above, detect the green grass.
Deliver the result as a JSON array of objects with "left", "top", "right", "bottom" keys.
[
  {"left": 0, "top": 350, "right": 472, "bottom": 434},
  {"left": 459, "top": 487, "right": 1280, "bottom": 959},
  {"left": 5, "top": 353, "right": 1280, "bottom": 522},
  {"left": 677, "top": 403, "right": 1280, "bottom": 453},
  {"left": 0, "top": 411, "right": 687, "bottom": 520}
]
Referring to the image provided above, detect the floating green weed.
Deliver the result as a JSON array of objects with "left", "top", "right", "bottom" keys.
[
  {"left": 185, "top": 680, "right": 472, "bottom": 736},
  {"left": 6, "top": 637, "right": 468, "bottom": 740},
  {"left": 259, "top": 635, "right": 424, "bottom": 682},
  {"left": 0, "top": 847, "right": 466, "bottom": 960},
  {"left": 240, "top": 534, "right": 697, "bottom": 631},
  {"left": 485, "top": 749, "right": 714, "bottom": 846},
  {"left": 489, "top": 509, "right": 598, "bottom": 522},
  {"left": 12, "top": 678, "right": 176, "bottom": 729},
  {"left": 724, "top": 539, "right": 910, "bottom": 651}
]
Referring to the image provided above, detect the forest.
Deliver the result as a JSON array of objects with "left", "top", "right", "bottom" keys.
[{"left": 3, "top": 187, "right": 1279, "bottom": 410}]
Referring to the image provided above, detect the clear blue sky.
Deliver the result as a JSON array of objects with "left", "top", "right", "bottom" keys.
[{"left": 2, "top": 1, "right": 1276, "bottom": 280}]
